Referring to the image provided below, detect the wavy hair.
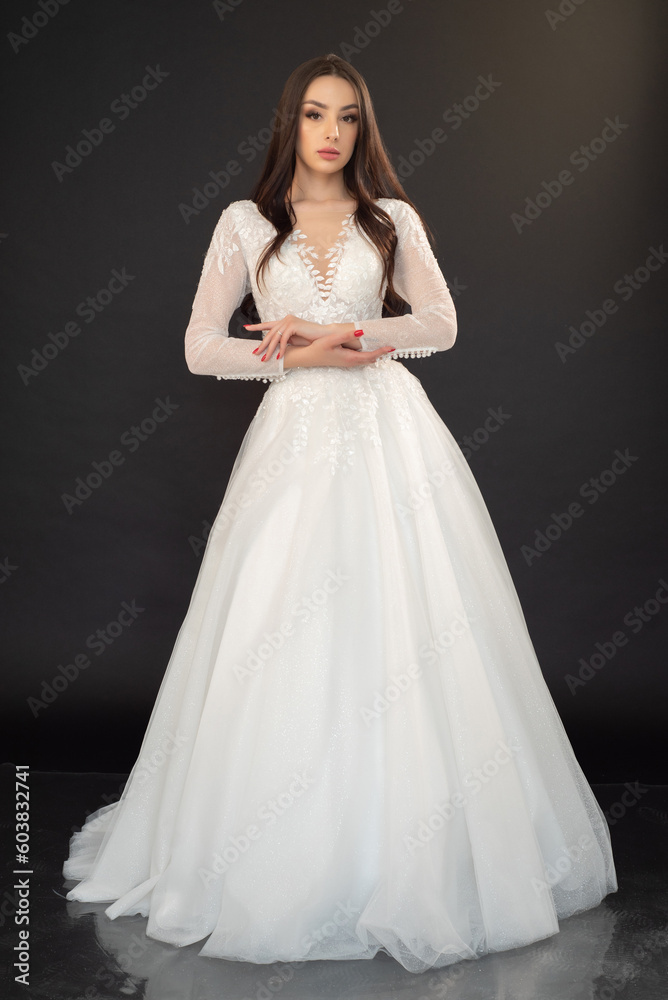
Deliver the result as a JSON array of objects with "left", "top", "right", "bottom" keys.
[{"left": 240, "top": 52, "right": 436, "bottom": 322}]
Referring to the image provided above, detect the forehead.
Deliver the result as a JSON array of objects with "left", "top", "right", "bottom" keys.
[{"left": 302, "top": 75, "right": 358, "bottom": 107}]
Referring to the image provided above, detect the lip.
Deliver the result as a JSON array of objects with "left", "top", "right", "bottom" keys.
[{"left": 317, "top": 148, "right": 340, "bottom": 159}]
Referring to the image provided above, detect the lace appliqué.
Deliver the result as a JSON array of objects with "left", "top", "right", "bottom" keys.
[
  {"left": 201, "top": 210, "right": 243, "bottom": 280},
  {"left": 200, "top": 205, "right": 287, "bottom": 383},
  {"left": 386, "top": 204, "right": 441, "bottom": 360},
  {"left": 259, "top": 360, "right": 427, "bottom": 475},
  {"left": 290, "top": 214, "right": 355, "bottom": 305},
  {"left": 398, "top": 200, "right": 439, "bottom": 270},
  {"left": 189, "top": 197, "right": 455, "bottom": 386},
  {"left": 284, "top": 370, "right": 382, "bottom": 476}
]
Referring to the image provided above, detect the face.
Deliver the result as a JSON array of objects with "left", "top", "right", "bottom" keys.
[{"left": 294, "top": 75, "right": 360, "bottom": 175}]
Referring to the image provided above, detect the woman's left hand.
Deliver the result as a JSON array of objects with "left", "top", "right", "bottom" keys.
[{"left": 243, "top": 316, "right": 330, "bottom": 361}]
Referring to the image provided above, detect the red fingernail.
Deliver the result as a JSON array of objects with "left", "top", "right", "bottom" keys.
[
  {"left": 252, "top": 348, "right": 259, "bottom": 354},
  {"left": 354, "top": 329, "right": 364, "bottom": 336},
  {"left": 276, "top": 352, "right": 281, "bottom": 359},
  {"left": 261, "top": 353, "right": 267, "bottom": 361},
  {"left": 243, "top": 324, "right": 251, "bottom": 328},
  {"left": 388, "top": 347, "right": 395, "bottom": 351}
]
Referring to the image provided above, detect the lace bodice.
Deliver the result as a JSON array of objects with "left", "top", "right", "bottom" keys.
[{"left": 184, "top": 198, "right": 457, "bottom": 383}]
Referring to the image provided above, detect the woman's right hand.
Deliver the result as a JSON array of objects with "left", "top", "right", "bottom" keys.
[{"left": 282, "top": 329, "right": 395, "bottom": 370}]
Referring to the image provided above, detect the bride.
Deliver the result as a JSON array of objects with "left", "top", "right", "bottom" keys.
[{"left": 62, "top": 52, "right": 617, "bottom": 974}]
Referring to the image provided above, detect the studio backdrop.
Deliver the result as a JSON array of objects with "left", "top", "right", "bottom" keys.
[{"left": 2, "top": 0, "right": 666, "bottom": 780}]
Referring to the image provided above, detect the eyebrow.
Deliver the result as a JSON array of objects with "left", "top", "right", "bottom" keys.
[{"left": 301, "top": 100, "right": 360, "bottom": 110}]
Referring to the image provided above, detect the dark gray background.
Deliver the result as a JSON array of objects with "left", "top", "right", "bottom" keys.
[{"left": 2, "top": 0, "right": 666, "bottom": 780}]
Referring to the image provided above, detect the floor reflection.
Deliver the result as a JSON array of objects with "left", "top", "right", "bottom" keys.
[
  {"left": 2, "top": 771, "right": 666, "bottom": 999},
  {"left": 62, "top": 896, "right": 620, "bottom": 999}
]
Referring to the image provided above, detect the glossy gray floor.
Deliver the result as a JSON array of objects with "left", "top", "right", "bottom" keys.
[{"left": 2, "top": 769, "right": 666, "bottom": 999}]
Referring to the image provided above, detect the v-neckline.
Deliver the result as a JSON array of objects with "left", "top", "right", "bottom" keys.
[{"left": 288, "top": 212, "right": 356, "bottom": 305}]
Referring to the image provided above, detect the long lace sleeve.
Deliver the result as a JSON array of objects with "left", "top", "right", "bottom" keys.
[
  {"left": 184, "top": 204, "right": 286, "bottom": 383},
  {"left": 355, "top": 201, "right": 457, "bottom": 359}
]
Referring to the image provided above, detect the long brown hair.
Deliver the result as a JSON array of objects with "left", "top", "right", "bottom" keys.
[{"left": 240, "top": 53, "right": 435, "bottom": 322}]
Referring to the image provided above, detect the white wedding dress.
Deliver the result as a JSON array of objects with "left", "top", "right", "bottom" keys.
[{"left": 63, "top": 198, "right": 617, "bottom": 974}]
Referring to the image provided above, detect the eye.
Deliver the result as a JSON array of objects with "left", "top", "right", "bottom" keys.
[{"left": 304, "top": 111, "right": 359, "bottom": 123}]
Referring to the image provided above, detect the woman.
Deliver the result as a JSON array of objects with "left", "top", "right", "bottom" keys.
[{"left": 63, "top": 53, "right": 617, "bottom": 974}]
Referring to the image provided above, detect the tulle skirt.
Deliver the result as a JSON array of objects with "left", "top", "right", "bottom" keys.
[{"left": 63, "top": 358, "right": 617, "bottom": 973}]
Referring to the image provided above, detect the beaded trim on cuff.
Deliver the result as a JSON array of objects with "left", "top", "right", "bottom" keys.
[
  {"left": 357, "top": 332, "right": 439, "bottom": 360},
  {"left": 215, "top": 372, "right": 288, "bottom": 383},
  {"left": 389, "top": 347, "right": 438, "bottom": 358}
]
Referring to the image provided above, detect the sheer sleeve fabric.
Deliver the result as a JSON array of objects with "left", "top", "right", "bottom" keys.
[
  {"left": 355, "top": 201, "right": 457, "bottom": 359},
  {"left": 184, "top": 205, "right": 285, "bottom": 383}
]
